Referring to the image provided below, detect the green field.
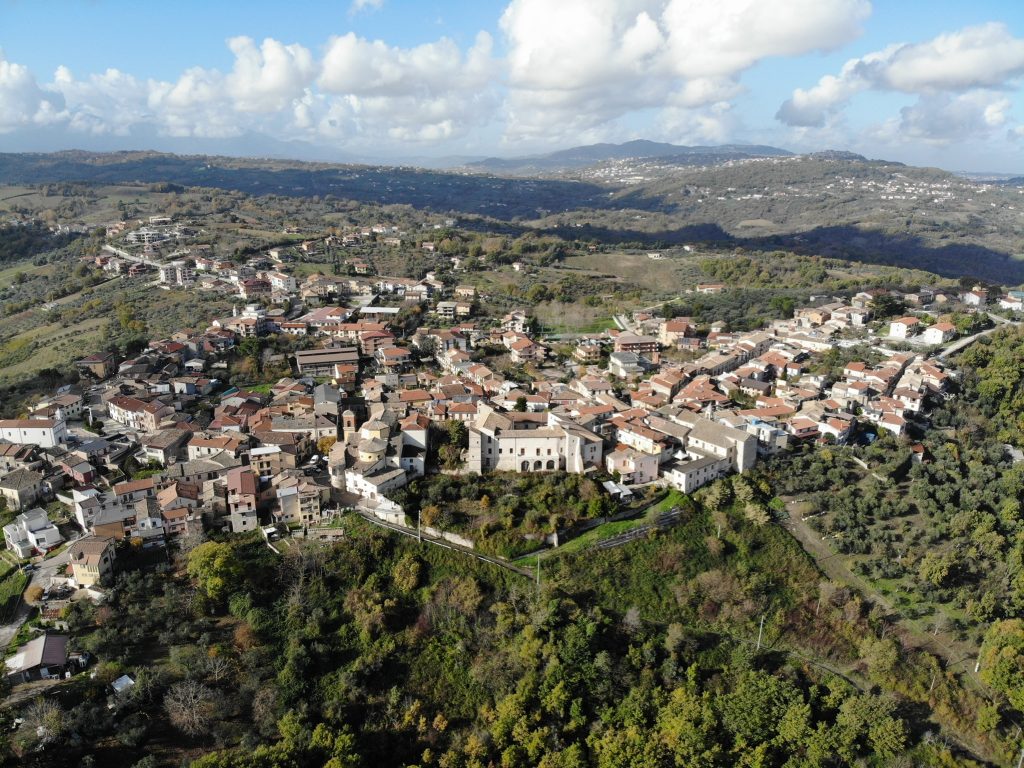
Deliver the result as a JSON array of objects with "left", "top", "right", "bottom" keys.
[{"left": 0, "top": 570, "right": 27, "bottom": 623}]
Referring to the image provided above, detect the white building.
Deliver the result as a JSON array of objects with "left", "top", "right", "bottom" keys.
[
  {"left": 3, "top": 507, "right": 63, "bottom": 558},
  {"left": 465, "top": 405, "right": 602, "bottom": 474},
  {"left": 889, "top": 317, "right": 921, "bottom": 339},
  {"left": 663, "top": 455, "right": 731, "bottom": 493},
  {"left": 0, "top": 419, "right": 67, "bottom": 449},
  {"left": 921, "top": 323, "right": 956, "bottom": 345}
]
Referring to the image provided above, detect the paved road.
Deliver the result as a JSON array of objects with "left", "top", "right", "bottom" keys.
[
  {"left": 931, "top": 312, "right": 1021, "bottom": 361},
  {"left": 0, "top": 541, "right": 78, "bottom": 650}
]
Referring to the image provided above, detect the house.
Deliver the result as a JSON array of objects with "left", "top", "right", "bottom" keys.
[
  {"left": 107, "top": 397, "right": 175, "bottom": 433},
  {"left": 0, "top": 443, "right": 41, "bottom": 475},
  {"left": 614, "top": 334, "right": 660, "bottom": 362},
  {"left": 376, "top": 346, "right": 413, "bottom": 371},
  {"left": 76, "top": 352, "right": 117, "bottom": 380},
  {"left": 141, "top": 429, "right": 191, "bottom": 465},
  {"left": 663, "top": 454, "right": 730, "bottom": 493},
  {"left": 435, "top": 301, "right": 458, "bottom": 321},
  {"left": 509, "top": 337, "right": 544, "bottom": 364},
  {"left": 58, "top": 455, "right": 96, "bottom": 485},
  {"left": 605, "top": 446, "right": 659, "bottom": 485},
  {"left": 0, "top": 419, "right": 68, "bottom": 449},
  {"left": 272, "top": 472, "right": 329, "bottom": 526},
  {"left": 999, "top": 295, "right": 1024, "bottom": 311},
  {"left": 921, "top": 323, "right": 956, "bottom": 345},
  {"left": 68, "top": 536, "right": 117, "bottom": 587},
  {"left": 660, "top": 318, "right": 695, "bottom": 346},
  {"left": 695, "top": 283, "right": 725, "bottom": 294},
  {"left": 962, "top": 288, "right": 989, "bottom": 306},
  {"left": 889, "top": 317, "right": 921, "bottom": 339},
  {"left": 187, "top": 432, "right": 248, "bottom": 461},
  {"left": 31, "top": 393, "right": 84, "bottom": 422},
  {"left": 574, "top": 338, "right": 604, "bottom": 363},
  {"left": 5, "top": 634, "right": 69, "bottom": 684},
  {"left": 0, "top": 469, "right": 46, "bottom": 511},
  {"left": 227, "top": 467, "right": 261, "bottom": 533},
  {"left": 788, "top": 417, "right": 820, "bottom": 440},
  {"left": 608, "top": 351, "right": 645, "bottom": 378},
  {"left": 501, "top": 310, "right": 530, "bottom": 334},
  {"left": 3, "top": 508, "right": 63, "bottom": 558}
]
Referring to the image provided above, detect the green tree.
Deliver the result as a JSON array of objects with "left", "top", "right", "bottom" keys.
[
  {"left": 979, "top": 619, "right": 1024, "bottom": 710},
  {"left": 239, "top": 336, "right": 265, "bottom": 373},
  {"left": 187, "top": 541, "right": 243, "bottom": 604}
]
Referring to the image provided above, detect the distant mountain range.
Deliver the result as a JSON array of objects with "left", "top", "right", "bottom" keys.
[{"left": 463, "top": 140, "right": 795, "bottom": 174}]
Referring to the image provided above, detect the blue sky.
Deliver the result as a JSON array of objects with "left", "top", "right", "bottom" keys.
[{"left": 1, "top": 0, "right": 1024, "bottom": 170}]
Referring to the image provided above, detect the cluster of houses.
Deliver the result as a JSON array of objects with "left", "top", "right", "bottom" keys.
[{"left": 0, "top": 244, "right": 994, "bottom": 587}]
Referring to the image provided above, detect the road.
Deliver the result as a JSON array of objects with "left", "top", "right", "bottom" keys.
[
  {"left": 0, "top": 541, "right": 77, "bottom": 650},
  {"left": 102, "top": 244, "right": 164, "bottom": 269},
  {"left": 930, "top": 312, "right": 1021, "bottom": 361}
]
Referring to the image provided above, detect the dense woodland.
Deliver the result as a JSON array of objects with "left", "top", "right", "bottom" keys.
[{"left": 4, "top": 486, "right": 1009, "bottom": 767}]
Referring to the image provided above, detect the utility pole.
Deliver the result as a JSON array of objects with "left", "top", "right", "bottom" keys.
[
  {"left": 1016, "top": 744, "right": 1024, "bottom": 768},
  {"left": 535, "top": 556, "right": 541, "bottom": 591},
  {"left": 756, "top": 615, "right": 765, "bottom": 651},
  {"left": 417, "top": 511, "right": 422, "bottom": 543}
]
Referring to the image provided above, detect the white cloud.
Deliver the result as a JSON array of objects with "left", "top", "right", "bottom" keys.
[
  {"left": 778, "top": 23, "right": 1024, "bottom": 128},
  {"left": 317, "top": 31, "right": 497, "bottom": 142},
  {"left": 500, "top": 0, "right": 870, "bottom": 142},
  {"left": 0, "top": 49, "right": 65, "bottom": 132},
  {"left": 225, "top": 37, "right": 315, "bottom": 112},
  {"left": 898, "top": 91, "right": 1011, "bottom": 144},
  {"left": 350, "top": 0, "right": 384, "bottom": 14}
]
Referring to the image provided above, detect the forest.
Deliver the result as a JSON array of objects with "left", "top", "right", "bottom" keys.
[{"left": 3, "top": 473, "right": 1016, "bottom": 767}]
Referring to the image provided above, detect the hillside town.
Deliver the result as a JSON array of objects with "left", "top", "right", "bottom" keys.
[{"left": 0, "top": 223, "right": 1010, "bottom": 595}]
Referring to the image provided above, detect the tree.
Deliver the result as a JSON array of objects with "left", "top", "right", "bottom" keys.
[
  {"left": 870, "top": 293, "right": 906, "bottom": 320},
  {"left": 514, "top": 395, "right": 528, "bottom": 412},
  {"left": 165, "top": 680, "right": 218, "bottom": 736},
  {"left": 187, "top": 541, "right": 242, "bottom": 604},
  {"left": 15, "top": 697, "right": 66, "bottom": 753},
  {"left": 238, "top": 336, "right": 264, "bottom": 374},
  {"left": 979, "top": 619, "right": 1024, "bottom": 710},
  {"left": 445, "top": 419, "right": 467, "bottom": 447},
  {"left": 391, "top": 553, "right": 422, "bottom": 594}
]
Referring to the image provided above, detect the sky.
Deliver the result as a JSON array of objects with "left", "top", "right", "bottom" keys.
[{"left": 2, "top": 0, "right": 1024, "bottom": 171}]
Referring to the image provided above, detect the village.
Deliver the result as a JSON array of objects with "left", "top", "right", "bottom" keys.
[{"left": 0, "top": 212, "right": 1016, "bottom": 685}]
